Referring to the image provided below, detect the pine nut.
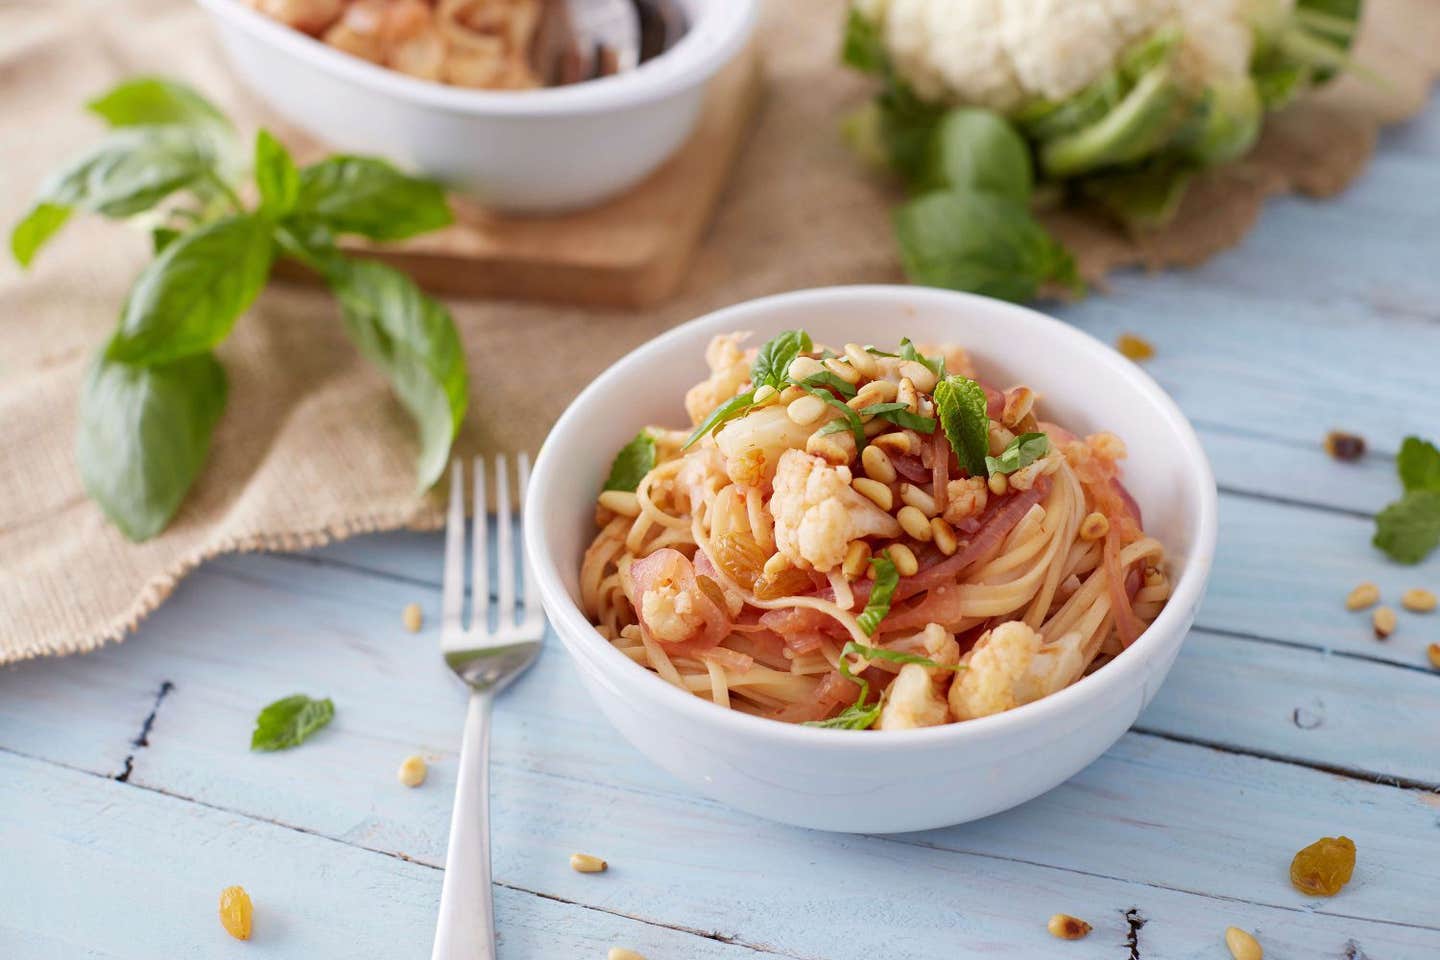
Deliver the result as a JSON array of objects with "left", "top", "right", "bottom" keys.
[
  {"left": 779, "top": 385, "right": 805, "bottom": 403},
  {"left": 786, "top": 356, "right": 824, "bottom": 382},
  {"left": 1224, "top": 926, "right": 1262, "bottom": 960},
  {"left": 898, "top": 360, "right": 937, "bottom": 393},
  {"left": 988, "top": 472, "right": 1009, "bottom": 496},
  {"left": 931, "top": 517, "right": 958, "bottom": 556},
  {"left": 873, "top": 431, "right": 913, "bottom": 455},
  {"left": 988, "top": 424, "right": 1015, "bottom": 456},
  {"left": 1345, "top": 582, "right": 1380, "bottom": 611},
  {"left": 787, "top": 395, "right": 827, "bottom": 425},
  {"left": 1402, "top": 588, "right": 1436, "bottom": 612},
  {"left": 763, "top": 552, "right": 789, "bottom": 579},
  {"left": 1079, "top": 512, "right": 1109, "bottom": 541},
  {"left": 861, "top": 445, "right": 897, "bottom": 483},
  {"left": 752, "top": 384, "right": 779, "bottom": 405},
  {"left": 1002, "top": 387, "right": 1035, "bottom": 428},
  {"left": 569, "top": 853, "right": 608, "bottom": 873},
  {"left": 397, "top": 755, "right": 427, "bottom": 787},
  {"left": 823, "top": 357, "right": 862, "bottom": 385},
  {"left": 842, "top": 541, "right": 871, "bottom": 579},
  {"left": 897, "top": 378, "right": 919, "bottom": 414},
  {"left": 1372, "top": 606, "right": 1397, "bottom": 639},
  {"left": 402, "top": 602, "right": 423, "bottom": 633},
  {"left": 886, "top": 543, "right": 919, "bottom": 577},
  {"left": 1047, "top": 914, "right": 1091, "bottom": 940},
  {"left": 608, "top": 949, "right": 647, "bottom": 960},
  {"left": 899, "top": 483, "right": 938, "bottom": 517},
  {"left": 844, "top": 343, "right": 880, "bottom": 379},
  {"left": 598, "top": 490, "right": 641, "bottom": 517},
  {"left": 897, "top": 505, "right": 932, "bottom": 542},
  {"left": 852, "top": 477, "right": 893, "bottom": 511},
  {"left": 849, "top": 381, "right": 892, "bottom": 411}
]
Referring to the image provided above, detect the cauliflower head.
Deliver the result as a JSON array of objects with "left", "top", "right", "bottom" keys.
[{"left": 770, "top": 450, "right": 902, "bottom": 572}]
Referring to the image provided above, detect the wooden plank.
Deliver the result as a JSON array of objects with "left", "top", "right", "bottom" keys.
[{"left": 0, "top": 750, "right": 778, "bottom": 960}]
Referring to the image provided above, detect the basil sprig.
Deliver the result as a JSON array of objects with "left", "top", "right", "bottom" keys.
[
  {"left": 934, "top": 374, "right": 991, "bottom": 478},
  {"left": 603, "top": 431, "right": 658, "bottom": 493},
  {"left": 682, "top": 329, "right": 814, "bottom": 450},
  {"left": 251, "top": 694, "right": 335, "bottom": 752},
  {"left": 11, "top": 77, "right": 465, "bottom": 540},
  {"left": 986, "top": 432, "right": 1050, "bottom": 476}
]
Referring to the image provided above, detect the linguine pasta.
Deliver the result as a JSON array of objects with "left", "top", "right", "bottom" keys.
[{"left": 582, "top": 331, "right": 1170, "bottom": 730}]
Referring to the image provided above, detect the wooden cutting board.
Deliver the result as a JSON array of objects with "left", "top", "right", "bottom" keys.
[{"left": 277, "top": 46, "right": 764, "bottom": 309}]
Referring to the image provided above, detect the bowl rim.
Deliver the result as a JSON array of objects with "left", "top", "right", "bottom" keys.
[
  {"left": 195, "top": 0, "right": 758, "bottom": 117},
  {"left": 525, "top": 284, "right": 1218, "bottom": 753}
]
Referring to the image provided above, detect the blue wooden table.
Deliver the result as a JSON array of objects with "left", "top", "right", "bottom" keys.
[{"left": 4, "top": 99, "right": 1440, "bottom": 960}]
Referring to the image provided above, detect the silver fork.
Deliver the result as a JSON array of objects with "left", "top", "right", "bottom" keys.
[{"left": 431, "top": 455, "right": 544, "bottom": 960}]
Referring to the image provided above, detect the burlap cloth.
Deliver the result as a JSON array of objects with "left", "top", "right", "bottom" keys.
[{"left": 2, "top": 0, "right": 1436, "bottom": 664}]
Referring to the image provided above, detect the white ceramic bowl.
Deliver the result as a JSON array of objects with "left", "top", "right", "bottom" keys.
[
  {"left": 195, "top": 0, "right": 757, "bottom": 212},
  {"left": 525, "top": 286, "right": 1218, "bottom": 833}
]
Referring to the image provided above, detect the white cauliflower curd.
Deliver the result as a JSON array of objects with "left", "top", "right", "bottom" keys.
[
  {"left": 770, "top": 449, "right": 902, "bottom": 572},
  {"left": 684, "top": 333, "right": 753, "bottom": 427},
  {"left": 878, "top": 624, "right": 961, "bottom": 730},
  {"left": 640, "top": 580, "right": 705, "bottom": 644},
  {"left": 948, "top": 621, "right": 1090, "bottom": 721}
]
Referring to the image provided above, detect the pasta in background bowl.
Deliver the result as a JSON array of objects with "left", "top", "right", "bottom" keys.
[{"left": 525, "top": 286, "right": 1217, "bottom": 832}]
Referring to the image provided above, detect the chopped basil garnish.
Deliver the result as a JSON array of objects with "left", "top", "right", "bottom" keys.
[
  {"left": 681, "top": 389, "right": 755, "bottom": 450},
  {"left": 985, "top": 431, "right": 1049, "bottom": 476},
  {"left": 797, "top": 370, "right": 859, "bottom": 398},
  {"left": 799, "top": 383, "right": 866, "bottom": 450},
  {"left": 859, "top": 401, "right": 937, "bottom": 434},
  {"left": 898, "top": 337, "right": 945, "bottom": 377},
  {"left": 603, "top": 430, "right": 657, "bottom": 492},
  {"left": 802, "top": 637, "right": 962, "bottom": 731},
  {"left": 856, "top": 552, "right": 899, "bottom": 635},
  {"left": 933, "top": 374, "right": 991, "bottom": 477}
]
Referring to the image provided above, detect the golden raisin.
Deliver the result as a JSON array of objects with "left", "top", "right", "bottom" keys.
[
  {"left": 753, "top": 566, "right": 815, "bottom": 601},
  {"left": 1289, "top": 835, "right": 1356, "bottom": 896},
  {"left": 1047, "top": 913, "right": 1092, "bottom": 939},
  {"left": 1116, "top": 333, "right": 1155, "bottom": 362},
  {"left": 218, "top": 885, "right": 254, "bottom": 940},
  {"left": 711, "top": 533, "right": 765, "bottom": 591}
]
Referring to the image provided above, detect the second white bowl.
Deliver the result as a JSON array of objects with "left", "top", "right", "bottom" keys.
[
  {"left": 195, "top": 0, "right": 757, "bottom": 212},
  {"left": 525, "top": 285, "right": 1218, "bottom": 832}
]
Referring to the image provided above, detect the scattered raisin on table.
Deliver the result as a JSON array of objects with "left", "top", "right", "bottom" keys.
[
  {"left": 1324, "top": 431, "right": 1366, "bottom": 462},
  {"left": 1289, "top": 835, "right": 1356, "bottom": 896},
  {"left": 218, "top": 885, "right": 254, "bottom": 940}
]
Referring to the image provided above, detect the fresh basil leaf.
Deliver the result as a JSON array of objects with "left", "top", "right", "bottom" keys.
[
  {"left": 840, "top": 7, "right": 886, "bottom": 74},
  {"left": 859, "top": 402, "right": 936, "bottom": 434},
  {"left": 985, "top": 432, "right": 1050, "bottom": 476},
  {"left": 604, "top": 431, "right": 657, "bottom": 493},
  {"left": 751, "top": 330, "right": 813, "bottom": 390},
  {"left": 10, "top": 203, "right": 71, "bottom": 268},
  {"left": 250, "top": 694, "right": 335, "bottom": 751},
  {"left": 254, "top": 130, "right": 300, "bottom": 217},
  {"left": 1397, "top": 436, "right": 1440, "bottom": 493},
  {"left": 151, "top": 226, "right": 181, "bottom": 254},
  {"left": 682, "top": 390, "right": 756, "bottom": 451},
  {"left": 804, "top": 699, "right": 884, "bottom": 730},
  {"left": 856, "top": 554, "right": 900, "bottom": 636},
  {"left": 324, "top": 257, "right": 468, "bottom": 489},
  {"left": 11, "top": 127, "right": 215, "bottom": 267},
  {"left": 88, "top": 76, "right": 233, "bottom": 133},
  {"left": 846, "top": 641, "right": 961, "bottom": 673},
  {"left": 898, "top": 337, "right": 945, "bottom": 377},
  {"left": 895, "top": 189, "right": 1081, "bottom": 303},
  {"left": 796, "top": 370, "right": 858, "bottom": 398},
  {"left": 295, "top": 156, "right": 452, "bottom": 241},
  {"left": 1373, "top": 490, "right": 1440, "bottom": 565},
  {"left": 918, "top": 108, "right": 1034, "bottom": 202},
  {"left": 934, "top": 374, "right": 991, "bottom": 478},
  {"left": 799, "top": 383, "right": 865, "bottom": 450},
  {"left": 106, "top": 213, "right": 274, "bottom": 365},
  {"left": 816, "top": 420, "right": 849, "bottom": 437},
  {"left": 77, "top": 350, "right": 227, "bottom": 541}
]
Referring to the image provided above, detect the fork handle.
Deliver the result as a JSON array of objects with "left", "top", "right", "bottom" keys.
[{"left": 431, "top": 690, "right": 496, "bottom": 960}]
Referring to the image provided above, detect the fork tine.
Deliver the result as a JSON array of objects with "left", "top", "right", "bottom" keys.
[
  {"left": 494, "top": 453, "right": 516, "bottom": 627},
  {"left": 471, "top": 455, "right": 489, "bottom": 633},
  {"left": 442, "top": 459, "right": 465, "bottom": 635},
  {"left": 517, "top": 451, "right": 540, "bottom": 628}
]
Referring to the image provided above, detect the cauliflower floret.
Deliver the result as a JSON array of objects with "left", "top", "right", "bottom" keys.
[
  {"left": 878, "top": 663, "right": 950, "bottom": 729},
  {"left": 1001, "top": 0, "right": 1167, "bottom": 105},
  {"left": 684, "top": 333, "right": 752, "bottom": 427},
  {"left": 715, "top": 405, "right": 815, "bottom": 488},
  {"left": 1175, "top": 0, "right": 1260, "bottom": 89},
  {"left": 640, "top": 579, "right": 704, "bottom": 644},
  {"left": 883, "top": 0, "right": 1026, "bottom": 111},
  {"left": 949, "top": 621, "right": 1090, "bottom": 720},
  {"left": 770, "top": 450, "right": 902, "bottom": 572}
]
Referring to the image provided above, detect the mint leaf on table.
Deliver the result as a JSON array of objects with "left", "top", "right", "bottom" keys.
[
  {"left": 986, "top": 432, "right": 1050, "bottom": 476},
  {"left": 750, "top": 329, "right": 813, "bottom": 390},
  {"left": 77, "top": 351, "right": 227, "bottom": 541},
  {"left": 251, "top": 695, "right": 335, "bottom": 752},
  {"left": 324, "top": 258, "right": 468, "bottom": 489},
  {"left": 1373, "top": 491, "right": 1440, "bottom": 565},
  {"left": 254, "top": 130, "right": 300, "bottom": 217},
  {"left": 1397, "top": 436, "right": 1440, "bottom": 494},
  {"left": 933, "top": 374, "right": 991, "bottom": 478},
  {"left": 106, "top": 213, "right": 274, "bottom": 365},
  {"left": 603, "top": 431, "right": 657, "bottom": 493},
  {"left": 295, "top": 156, "right": 453, "bottom": 241},
  {"left": 856, "top": 553, "right": 900, "bottom": 636}
]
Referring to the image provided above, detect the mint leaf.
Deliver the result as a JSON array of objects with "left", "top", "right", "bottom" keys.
[
  {"left": 254, "top": 130, "right": 300, "bottom": 217},
  {"left": 295, "top": 156, "right": 452, "bottom": 241},
  {"left": 933, "top": 374, "right": 991, "bottom": 477},
  {"left": 604, "top": 431, "right": 657, "bottom": 492},
  {"left": 799, "top": 383, "right": 866, "bottom": 450},
  {"left": 986, "top": 432, "right": 1050, "bottom": 476},
  {"left": 859, "top": 402, "right": 936, "bottom": 434},
  {"left": 751, "top": 330, "right": 813, "bottom": 390},
  {"left": 856, "top": 553, "right": 900, "bottom": 636},
  {"left": 1398, "top": 436, "right": 1440, "bottom": 493},
  {"left": 77, "top": 350, "right": 227, "bottom": 541},
  {"left": 682, "top": 390, "right": 756, "bottom": 451},
  {"left": 107, "top": 213, "right": 274, "bottom": 364},
  {"left": 324, "top": 257, "right": 468, "bottom": 489},
  {"left": 251, "top": 694, "right": 335, "bottom": 751},
  {"left": 1373, "top": 490, "right": 1440, "bottom": 565}
]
